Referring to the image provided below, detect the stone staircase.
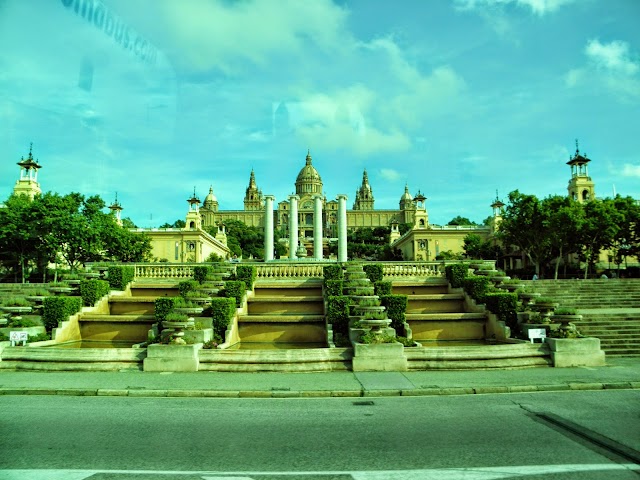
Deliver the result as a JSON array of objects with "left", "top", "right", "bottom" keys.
[
  {"left": 393, "top": 278, "right": 551, "bottom": 369},
  {"left": 237, "top": 279, "right": 327, "bottom": 347},
  {"left": 522, "top": 279, "right": 640, "bottom": 357}
]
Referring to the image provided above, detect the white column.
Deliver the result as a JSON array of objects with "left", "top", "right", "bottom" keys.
[
  {"left": 289, "top": 194, "right": 299, "bottom": 260},
  {"left": 337, "top": 194, "right": 348, "bottom": 263},
  {"left": 313, "top": 195, "right": 323, "bottom": 261},
  {"left": 264, "top": 195, "right": 275, "bottom": 261}
]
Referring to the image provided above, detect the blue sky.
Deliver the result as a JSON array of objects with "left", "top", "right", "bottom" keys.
[{"left": 1, "top": 0, "right": 639, "bottom": 227}]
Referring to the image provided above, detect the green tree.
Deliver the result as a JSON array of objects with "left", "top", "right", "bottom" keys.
[
  {"left": 206, "top": 219, "right": 263, "bottom": 259},
  {"left": 497, "top": 190, "right": 553, "bottom": 276},
  {"left": 448, "top": 216, "right": 477, "bottom": 226},
  {"left": 577, "top": 198, "right": 622, "bottom": 278},
  {"left": 544, "top": 195, "right": 582, "bottom": 279},
  {"left": 159, "top": 219, "right": 185, "bottom": 228},
  {"left": 610, "top": 195, "right": 640, "bottom": 269}
]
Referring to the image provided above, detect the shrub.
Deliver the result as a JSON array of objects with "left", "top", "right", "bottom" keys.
[
  {"left": 222, "top": 280, "right": 246, "bottom": 308},
  {"left": 363, "top": 264, "right": 384, "bottom": 283},
  {"left": 79, "top": 279, "right": 111, "bottom": 307},
  {"left": 193, "top": 265, "right": 211, "bottom": 284},
  {"left": 483, "top": 292, "right": 518, "bottom": 329},
  {"left": 327, "top": 295, "right": 350, "bottom": 335},
  {"left": 154, "top": 297, "right": 177, "bottom": 322},
  {"left": 323, "top": 265, "right": 343, "bottom": 280},
  {"left": 462, "top": 276, "right": 491, "bottom": 302},
  {"left": 1, "top": 296, "right": 31, "bottom": 307},
  {"left": 536, "top": 297, "right": 557, "bottom": 304},
  {"left": 374, "top": 281, "right": 392, "bottom": 296},
  {"left": 235, "top": 265, "right": 257, "bottom": 290},
  {"left": 42, "top": 296, "right": 82, "bottom": 332},
  {"left": 445, "top": 264, "right": 468, "bottom": 288},
  {"left": 28, "top": 332, "right": 51, "bottom": 343},
  {"left": 25, "top": 287, "right": 50, "bottom": 296},
  {"left": 108, "top": 266, "right": 135, "bottom": 290},
  {"left": 360, "top": 331, "right": 396, "bottom": 344},
  {"left": 380, "top": 295, "right": 408, "bottom": 334},
  {"left": 8, "top": 317, "right": 39, "bottom": 328},
  {"left": 164, "top": 312, "right": 189, "bottom": 322},
  {"left": 178, "top": 280, "right": 200, "bottom": 298},
  {"left": 324, "top": 279, "right": 343, "bottom": 297},
  {"left": 555, "top": 307, "right": 578, "bottom": 315},
  {"left": 211, "top": 297, "right": 236, "bottom": 339}
]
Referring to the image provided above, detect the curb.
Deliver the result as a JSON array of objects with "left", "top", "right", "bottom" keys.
[{"left": 0, "top": 382, "right": 638, "bottom": 398}]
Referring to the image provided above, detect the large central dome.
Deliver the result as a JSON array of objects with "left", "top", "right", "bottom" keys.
[{"left": 295, "top": 151, "right": 323, "bottom": 195}]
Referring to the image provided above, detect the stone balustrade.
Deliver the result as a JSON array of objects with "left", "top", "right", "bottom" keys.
[
  {"left": 134, "top": 264, "right": 195, "bottom": 279},
  {"left": 132, "top": 261, "right": 446, "bottom": 280}
]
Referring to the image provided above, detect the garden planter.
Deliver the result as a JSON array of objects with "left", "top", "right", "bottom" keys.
[
  {"left": 352, "top": 341, "right": 407, "bottom": 372},
  {"left": 546, "top": 337, "right": 605, "bottom": 367}
]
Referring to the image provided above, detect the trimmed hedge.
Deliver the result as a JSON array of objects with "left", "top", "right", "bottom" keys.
[
  {"left": 79, "top": 279, "right": 111, "bottom": 307},
  {"left": 380, "top": 294, "right": 408, "bottom": 334},
  {"left": 374, "top": 281, "right": 392, "bottom": 296},
  {"left": 363, "top": 264, "right": 384, "bottom": 283},
  {"left": 483, "top": 292, "right": 518, "bottom": 329},
  {"left": 193, "top": 265, "right": 211, "bottom": 284},
  {"left": 178, "top": 280, "right": 200, "bottom": 298},
  {"left": 235, "top": 265, "right": 257, "bottom": 290},
  {"left": 222, "top": 280, "right": 246, "bottom": 307},
  {"left": 108, "top": 265, "right": 135, "bottom": 290},
  {"left": 462, "top": 276, "right": 491, "bottom": 302},
  {"left": 211, "top": 297, "right": 236, "bottom": 339},
  {"left": 324, "top": 280, "right": 343, "bottom": 297},
  {"left": 154, "top": 297, "right": 177, "bottom": 322},
  {"left": 327, "top": 295, "right": 350, "bottom": 335},
  {"left": 445, "top": 263, "right": 468, "bottom": 289},
  {"left": 323, "top": 265, "right": 343, "bottom": 280},
  {"left": 42, "top": 296, "right": 83, "bottom": 332}
]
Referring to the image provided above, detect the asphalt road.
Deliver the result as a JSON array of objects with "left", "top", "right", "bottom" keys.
[{"left": 0, "top": 390, "right": 639, "bottom": 479}]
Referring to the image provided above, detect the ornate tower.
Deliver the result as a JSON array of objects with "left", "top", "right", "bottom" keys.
[
  {"left": 489, "top": 191, "right": 505, "bottom": 233},
  {"left": 244, "top": 169, "right": 263, "bottom": 211},
  {"left": 413, "top": 190, "right": 428, "bottom": 228},
  {"left": 184, "top": 188, "right": 202, "bottom": 230},
  {"left": 295, "top": 150, "right": 323, "bottom": 196},
  {"left": 108, "top": 193, "right": 124, "bottom": 227},
  {"left": 203, "top": 186, "right": 219, "bottom": 212},
  {"left": 353, "top": 169, "right": 374, "bottom": 210},
  {"left": 567, "top": 140, "right": 595, "bottom": 203},
  {"left": 13, "top": 143, "right": 42, "bottom": 200}
]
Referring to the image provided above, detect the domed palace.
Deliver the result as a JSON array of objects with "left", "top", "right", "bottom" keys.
[{"left": 198, "top": 150, "right": 495, "bottom": 260}]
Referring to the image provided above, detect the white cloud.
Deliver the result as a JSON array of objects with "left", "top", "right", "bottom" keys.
[
  {"left": 379, "top": 169, "right": 402, "bottom": 181},
  {"left": 622, "top": 164, "right": 640, "bottom": 178},
  {"left": 454, "top": 0, "right": 575, "bottom": 15},
  {"left": 564, "top": 68, "right": 584, "bottom": 87},
  {"left": 144, "top": 0, "right": 351, "bottom": 74},
  {"left": 566, "top": 39, "right": 640, "bottom": 100},
  {"left": 585, "top": 39, "right": 639, "bottom": 75}
]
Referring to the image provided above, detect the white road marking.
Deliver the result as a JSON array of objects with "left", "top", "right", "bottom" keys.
[{"left": 0, "top": 464, "right": 638, "bottom": 479}]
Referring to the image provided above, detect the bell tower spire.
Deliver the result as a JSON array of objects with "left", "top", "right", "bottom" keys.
[
  {"left": 353, "top": 168, "right": 374, "bottom": 210},
  {"left": 13, "top": 142, "right": 42, "bottom": 200},
  {"left": 567, "top": 139, "right": 595, "bottom": 203},
  {"left": 244, "top": 169, "right": 264, "bottom": 211}
]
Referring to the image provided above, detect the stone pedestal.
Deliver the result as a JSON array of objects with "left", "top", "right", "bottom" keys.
[
  {"left": 352, "top": 342, "right": 408, "bottom": 372},
  {"left": 143, "top": 344, "right": 200, "bottom": 372},
  {"left": 546, "top": 337, "right": 605, "bottom": 368}
]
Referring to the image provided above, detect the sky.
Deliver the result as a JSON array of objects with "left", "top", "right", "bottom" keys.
[{"left": 1, "top": 0, "right": 639, "bottom": 228}]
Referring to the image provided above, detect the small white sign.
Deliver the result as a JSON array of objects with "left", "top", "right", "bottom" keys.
[
  {"left": 528, "top": 328, "right": 546, "bottom": 343},
  {"left": 9, "top": 331, "right": 28, "bottom": 346}
]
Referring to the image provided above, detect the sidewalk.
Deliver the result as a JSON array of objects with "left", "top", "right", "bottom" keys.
[{"left": 0, "top": 357, "right": 638, "bottom": 398}]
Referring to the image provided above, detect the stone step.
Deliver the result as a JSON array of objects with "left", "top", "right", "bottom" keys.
[
  {"left": 248, "top": 296, "right": 323, "bottom": 303},
  {"left": 238, "top": 314, "right": 325, "bottom": 323},
  {"left": 406, "top": 313, "right": 487, "bottom": 321},
  {"left": 79, "top": 314, "right": 155, "bottom": 322}
]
